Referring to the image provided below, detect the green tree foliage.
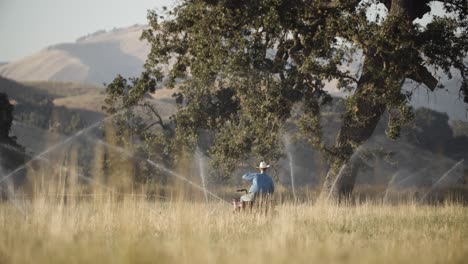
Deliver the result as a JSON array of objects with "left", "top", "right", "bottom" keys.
[
  {"left": 106, "top": 0, "right": 467, "bottom": 198},
  {"left": 405, "top": 108, "right": 454, "bottom": 150},
  {"left": 402, "top": 109, "right": 468, "bottom": 186},
  {"left": 102, "top": 74, "right": 174, "bottom": 185},
  {"left": 452, "top": 120, "right": 468, "bottom": 138}
]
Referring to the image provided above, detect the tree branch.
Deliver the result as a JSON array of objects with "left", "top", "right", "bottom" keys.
[
  {"left": 140, "top": 102, "right": 170, "bottom": 131},
  {"left": 335, "top": 71, "right": 359, "bottom": 84},
  {"left": 407, "top": 64, "right": 438, "bottom": 91}
]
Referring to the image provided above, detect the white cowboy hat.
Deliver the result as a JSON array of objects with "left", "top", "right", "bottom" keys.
[{"left": 256, "top": 161, "right": 270, "bottom": 169}]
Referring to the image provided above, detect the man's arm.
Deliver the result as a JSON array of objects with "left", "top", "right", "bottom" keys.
[{"left": 242, "top": 173, "right": 256, "bottom": 181}]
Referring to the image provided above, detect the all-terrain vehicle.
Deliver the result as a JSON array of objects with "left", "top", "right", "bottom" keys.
[{"left": 232, "top": 189, "right": 275, "bottom": 214}]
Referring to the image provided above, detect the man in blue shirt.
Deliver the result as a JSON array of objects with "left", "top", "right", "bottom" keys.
[{"left": 240, "top": 161, "right": 275, "bottom": 202}]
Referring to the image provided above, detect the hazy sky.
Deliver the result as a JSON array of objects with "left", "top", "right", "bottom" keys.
[{"left": 0, "top": 0, "right": 177, "bottom": 62}]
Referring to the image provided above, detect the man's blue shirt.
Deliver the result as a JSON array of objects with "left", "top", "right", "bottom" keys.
[{"left": 242, "top": 172, "right": 274, "bottom": 194}]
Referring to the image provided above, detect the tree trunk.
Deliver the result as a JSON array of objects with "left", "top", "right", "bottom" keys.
[
  {"left": 320, "top": 0, "right": 435, "bottom": 202},
  {"left": 321, "top": 61, "right": 387, "bottom": 201}
]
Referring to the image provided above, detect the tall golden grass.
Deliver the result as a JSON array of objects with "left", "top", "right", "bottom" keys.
[{"left": 1, "top": 195, "right": 467, "bottom": 264}]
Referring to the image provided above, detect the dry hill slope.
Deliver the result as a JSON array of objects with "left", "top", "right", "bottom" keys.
[{"left": 0, "top": 25, "right": 150, "bottom": 85}]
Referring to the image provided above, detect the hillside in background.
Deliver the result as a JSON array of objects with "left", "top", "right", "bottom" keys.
[
  {"left": 21, "top": 80, "right": 103, "bottom": 98},
  {"left": 0, "top": 77, "right": 104, "bottom": 151},
  {"left": 0, "top": 76, "right": 177, "bottom": 153},
  {"left": 0, "top": 25, "right": 150, "bottom": 85}
]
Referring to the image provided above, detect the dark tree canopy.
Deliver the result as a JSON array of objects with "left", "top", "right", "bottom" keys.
[
  {"left": 106, "top": 0, "right": 468, "bottom": 199},
  {"left": 0, "top": 93, "right": 13, "bottom": 139},
  {"left": 0, "top": 93, "right": 26, "bottom": 198}
]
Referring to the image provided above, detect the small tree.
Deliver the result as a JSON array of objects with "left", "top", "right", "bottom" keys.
[
  {"left": 0, "top": 93, "right": 26, "bottom": 198},
  {"left": 102, "top": 74, "right": 174, "bottom": 190}
]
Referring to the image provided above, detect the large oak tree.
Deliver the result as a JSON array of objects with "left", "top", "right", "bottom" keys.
[{"left": 106, "top": 0, "right": 467, "bottom": 200}]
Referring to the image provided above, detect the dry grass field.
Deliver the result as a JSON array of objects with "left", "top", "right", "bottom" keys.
[
  {"left": 2, "top": 80, "right": 467, "bottom": 263},
  {"left": 0, "top": 195, "right": 467, "bottom": 264}
]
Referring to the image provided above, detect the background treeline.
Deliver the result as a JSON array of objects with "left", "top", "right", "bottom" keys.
[{"left": 0, "top": 76, "right": 103, "bottom": 135}]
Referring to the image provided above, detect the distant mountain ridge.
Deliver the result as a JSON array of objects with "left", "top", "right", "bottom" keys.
[{"left": 0, "top": 25, "right": 150, "bottom": 85}]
